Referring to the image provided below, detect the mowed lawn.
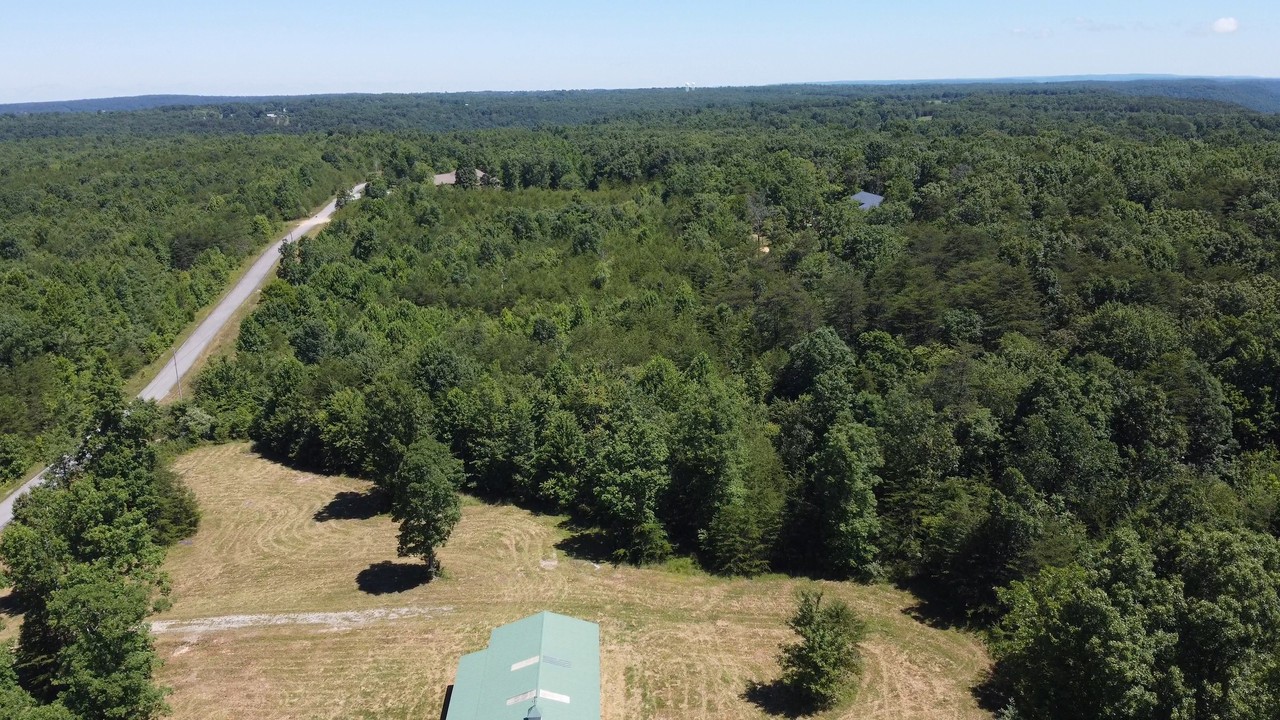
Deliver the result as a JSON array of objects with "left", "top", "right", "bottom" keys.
[{"left": 154, "top": 443, "right": 992, "bottom": 720}]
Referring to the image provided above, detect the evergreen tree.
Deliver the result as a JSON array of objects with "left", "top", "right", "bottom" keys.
[{"left": 778, "top": 589, "right": 867, "bottom": 711}]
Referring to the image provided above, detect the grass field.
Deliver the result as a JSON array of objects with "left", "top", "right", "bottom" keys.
[{"left": 153, "top": 444, "right": 992, "bottom": 720}]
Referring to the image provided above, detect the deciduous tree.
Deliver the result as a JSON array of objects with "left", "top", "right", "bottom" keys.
[{"left": 387, "top": 438, "right": 463, "bottom": 573}]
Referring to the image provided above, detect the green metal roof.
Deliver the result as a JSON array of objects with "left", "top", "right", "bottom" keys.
[{"left": 445, "top": 612, "right": 601, "bottom": 720}]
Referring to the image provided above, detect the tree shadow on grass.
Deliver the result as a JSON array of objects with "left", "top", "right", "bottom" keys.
[
  {"left": 356, "top": 560, "right": 434, "bottom": 595},
  {"left": 0, "top": 592, "right": 22, "bottom": 619},
  {"left": 971, "top": 667, "right": 1010, "bottom": 715},
  {"left": 314, "top": 489, "right": 388, "bottom": 522},
  {"left": 894, "top": 575, "right": 984, "bottom": 632},
  {"left": 742, "top": 679, "right": 809, "bottom": 718},
  {"left": 552, "top": 523, "right": 620, "bottom": 565}
]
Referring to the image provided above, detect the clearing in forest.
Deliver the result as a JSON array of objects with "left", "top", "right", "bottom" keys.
[{"left": 153, "top": 444, "right": 992, "bottom": 720}]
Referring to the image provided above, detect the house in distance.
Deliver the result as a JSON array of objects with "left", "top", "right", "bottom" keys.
[
  {"left": 852, "top": 190, "right": 885, "bottom": 210},
  {"left": 444, "top": 612, "right": 601, "bottom": 720},
  {"left": 434, "top": 168, "right": 490, "bottom": 186}
]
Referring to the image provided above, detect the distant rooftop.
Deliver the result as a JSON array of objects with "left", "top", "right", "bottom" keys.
[
  {"left": 445, "top": 612, "right": 601, "bottom": 720},
  {"left": 852, "top": 191, "right": 884, "bottom": 210},
  {"left": 434, "top": 168, "right": 489, "bottom": 186}
]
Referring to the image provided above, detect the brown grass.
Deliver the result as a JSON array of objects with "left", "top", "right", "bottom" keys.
[{"left": 155, "top": 444, "right": 992, "bottom": 720}]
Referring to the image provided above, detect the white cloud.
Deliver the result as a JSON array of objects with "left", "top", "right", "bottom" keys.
[
  {"left": 1212, "top": 17, "right": 1240, "bottom": 34},
  {"left": 1011, "top": 27, "right": 1052, "bottom": 39},
  {"left": 1074, "top": 16, "right": 1125, "bottom": 33}
]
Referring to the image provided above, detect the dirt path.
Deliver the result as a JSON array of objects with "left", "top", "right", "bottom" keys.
[
  {"left": 151, "top": 606, "right": 454, "bottom": 635},
  {"left": 153, "top": 444, "right": 992, "bottom": 720}
]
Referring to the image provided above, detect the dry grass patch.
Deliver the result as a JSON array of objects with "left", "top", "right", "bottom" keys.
[{"left": 155, "top": 443, "right": 992, "bottom": 720}]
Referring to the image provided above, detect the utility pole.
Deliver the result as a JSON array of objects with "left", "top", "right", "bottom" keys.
[{"left": 173, "top": 348, "right": 182, "bottom": 401}]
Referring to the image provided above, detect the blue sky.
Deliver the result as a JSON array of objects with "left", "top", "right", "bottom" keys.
[{"left": 1, "top": 0, "right": 1275, "bottom": 103}]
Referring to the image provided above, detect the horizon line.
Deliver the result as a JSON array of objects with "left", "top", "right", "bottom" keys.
[{"left": 3, "top": 73, "right": 1277, "bottom": 107}]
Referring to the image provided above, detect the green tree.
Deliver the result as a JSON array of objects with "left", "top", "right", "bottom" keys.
[
  {"left": 251, "top": 214, "right": 274, "bottom": 242},
  {"left": 992, "top": 540, "right": 1181, "bottom": 720},
  {"left": 387, "top": 438, "right": 463, "bottom": 572},
  {"left": 588, "top": 395, "right": 672, "bottom": 563},
  {"left": 535, "top": 410, "right": 587, "bottom": 509},
  {"left": 1168, "top": 528, "right": 1280, "bottom": 720},
  {"left": 810, "top": 421, "right": 882, "bottom": 579},
  {"left": 1076, "top": 303, "right": 1179, "bottom": 371},
  {"left": 361, "top": 375, "right": 427, "bottom": 478},
  {"left": 0, "top": 403, "right": 176, "bottom": 717},
  {"left": 411, "top": 340, "right": 478, "bottom": 396},
  {"left": 778, "top": 588, "right": 868, "bottom": 712},
  {"left": 993, "top": 527, "right": 1280, "bottom": 720},
  {"left": 317, "top": 387, "right": 368, "bottom": 474},
  {"left": 776, "top": 326, "right": 855, "bottom": 399},
  {"left": 335, "top": 187, "right": 354, "bottom": 209},
  {"left": 667, "top": 355, "right": 748, "bottom": 554},
  {"left": 455, "top": 164, "right": 478, "bottom": 190},
  {"left": 47, "top": 567, "right": 168, "bottom": 720},
  {"left": 0, "top": 620, "right": 74, "bottom": 719},
  {"left": 700, "top": 495, "right": 769, "bottom": 576}
]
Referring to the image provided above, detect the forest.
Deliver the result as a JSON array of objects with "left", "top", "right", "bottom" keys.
[
  {"left": 0, "top": 133, "right": 373, "bottom": 487},
  {"left": 4, "top": 78, "right": 1280, "bottom": 141},
  {"left": 3, "top": 84, "right": 1280, "bottom": 718}
]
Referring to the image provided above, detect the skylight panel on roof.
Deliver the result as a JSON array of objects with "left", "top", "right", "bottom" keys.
[
  {"left": 505, "top": 690, "right": 537, "bottom": 706},
  {"left": 511, "top": 656, "right": 540, "bottom": 671},
  {"left": 539, "top": 689, "right": 571, "bottom": 704}
]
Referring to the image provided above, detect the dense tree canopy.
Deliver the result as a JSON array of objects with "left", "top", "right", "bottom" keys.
[
  {"left": 180, "top": 86, "right": 1280, "bottom": 719},
  {"left": 6, "top": 83, "right": 1280, "bottom": 718},
  {"left": 0, "top": 133, "right": 371, "bottom": 485},
  {"left": 1, "top": 396, "right": 194, "bottom": 718}
]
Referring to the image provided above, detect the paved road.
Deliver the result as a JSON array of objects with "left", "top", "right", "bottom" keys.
[{"left": 0, "top": 182, "right": 366, "bottom": 529}]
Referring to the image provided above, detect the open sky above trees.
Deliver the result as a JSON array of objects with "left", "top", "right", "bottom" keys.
[{"left": 1, "top": 0, "right": 1277, "bottom": 103}]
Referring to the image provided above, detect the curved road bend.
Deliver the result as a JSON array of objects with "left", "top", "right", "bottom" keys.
[{"left": 0, "top": 182, "right": 367, "bottom": 529}]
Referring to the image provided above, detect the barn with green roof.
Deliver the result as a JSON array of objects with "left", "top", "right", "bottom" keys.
[{"left": 444, "top": 611, "right": 601, "bottom": 720}]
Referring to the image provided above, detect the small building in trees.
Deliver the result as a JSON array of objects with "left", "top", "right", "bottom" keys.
[
  {"left": 444, "top": 611, "right": 601, "bottom": 720},
  {"left": 851, "top": 191, "right": 884, "bottom": 210},
  {"left": 434, "top": 168, "right": 491, "bottom": 186}
]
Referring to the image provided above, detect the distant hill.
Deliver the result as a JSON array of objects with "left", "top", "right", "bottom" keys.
[
  {"left": 3, "top": 77, "right": 1280, "bottom": 118},
  {"left": 824, "top": 75, "right": 1280, "bottom": 112},
  {"left": 831, "top": 73, "right": 1261, "bottom": 85},
  {"left": 2, "top": 80, "right": 1279, "bottom": 143},
  {"left": 1104, "top": 78, "right": 1280, "bottom": 113},
  {"left": 825, "top": 76, "right": 1280, "bottom": 113},
  {"left": 0, "top": 94, "right": 268, "bottom": 114}
]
